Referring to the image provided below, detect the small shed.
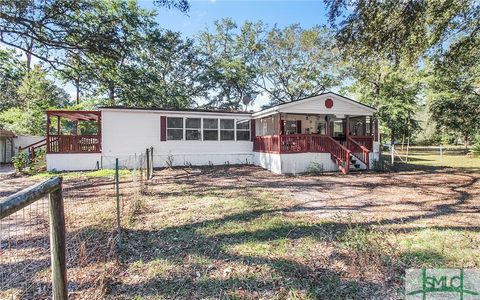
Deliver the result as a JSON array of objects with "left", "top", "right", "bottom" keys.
[{"left": 0, "top": 128, "right": 16, "bottom": 163}]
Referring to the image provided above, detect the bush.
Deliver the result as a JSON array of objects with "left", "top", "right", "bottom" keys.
[
  {"left": 11, "top": 149, "right": 46, "bottom": 175},
  {"left": 30, "top": 149, "right": 46, "bottom": 173},
  {"left": 470, "top": 136, "right": 480, "bottom": 157},
  {"left": 11, "top": 152, "right": 29, "bottom": 174},
  {"left": 372, "top": 157, "right": 392, "bottom": 172},
  {"left": 306, "top": 162, "right": 324, "bottom": 174}
]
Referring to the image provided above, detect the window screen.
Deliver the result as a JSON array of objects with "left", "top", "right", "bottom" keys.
[
  {"left": 203, "top": 118, "right": 218, "bottom": 140},
  {"left": 185, "top": 118, "right": 201, "bottom": 140},
  {"left": 167, "top": 117, "right": 183, "bottom": 140},
  {"left": 236, "top": 119, "right": 250, "bottom": 141},
  {"left": 220, "top": 119, "right": 234, "bottom": 140}
]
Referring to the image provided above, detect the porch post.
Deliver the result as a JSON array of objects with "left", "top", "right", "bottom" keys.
[
  {"left": 46, "top": 112, "right": 51, "bottom": 153},
  {"left": 97, "top": 112, "right": 102, "bottom": 153},
  {"left": 346, "top": 116, "right": 350, "bottom": 138},
  {"left": 57, "top": 116, "right": 61, "bottom": 135},
  {"left": 278, "top": 113, "right": 283, "bottom": 135},
  {"left": 369, "top": 116, "right": 373, "bottom": 136}
]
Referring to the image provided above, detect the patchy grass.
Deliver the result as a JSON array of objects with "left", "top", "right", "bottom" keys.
[
  {"left": 407, "top": 154, "right": 480, "bottom": 168},
  {"left": 395, "top": 153, "right": 480, "bottom": 170},
  {"left": 110, "top": 166, "right": 479, "bottom": 299},
  {"left": 32, "top": 168, "right": 131, "bottom": 180},
  {"left": 2, "top": 165, "right": 478, "bottom": 299}
]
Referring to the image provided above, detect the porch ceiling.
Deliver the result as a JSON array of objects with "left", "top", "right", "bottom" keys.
[{"left": 47, "top": 110, "right": 100, "bottom": 121}]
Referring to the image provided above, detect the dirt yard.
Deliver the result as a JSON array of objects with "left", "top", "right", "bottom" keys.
[{"left": 1, "top": 164, "right": 479, "bottom": 299}]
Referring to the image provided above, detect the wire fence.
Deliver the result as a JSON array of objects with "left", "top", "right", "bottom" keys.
[
  {"left": 0, "top": 147, "right": 157, "bottom": 299},
  {"left": 0, "top": 178, "right": 119, "bottom": 299}
]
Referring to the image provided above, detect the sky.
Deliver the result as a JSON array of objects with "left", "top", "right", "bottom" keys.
[{"left": 143, "top": 0, "right": 331, "bottom": 38}]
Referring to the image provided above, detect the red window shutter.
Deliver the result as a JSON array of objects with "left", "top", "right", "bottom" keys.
[
  {"left": 160, "top": 116, "right": 166, "bottom": 141},
  {"left": 250, "top": 119, "right": 256, "bottom": 141},
  {"left": 296, "top": 120, "right": 302, "bottom": 134}
]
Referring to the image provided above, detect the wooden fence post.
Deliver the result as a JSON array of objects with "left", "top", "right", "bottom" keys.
[
  {"left": 48, "top": 179, "right": 68, "bottom": 300},
  {"left": 150, "top": 146, "right": 153, "bottom": 179},
  {"left": 391, "top": 144, "right": 395, "bottom": 165},
  {"left": 115, "top": 158, "right": 121, "bottom": 246},
  {"left": 146, "top": 148, "right": 150, "bottom": 180}
]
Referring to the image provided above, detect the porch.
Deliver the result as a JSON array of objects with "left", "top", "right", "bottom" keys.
[
  {"left": 46, "top": 111, "right": 102, "bottom": 154},
  {"left": 253, "top": 112, "right": 378, "bottom": 174}
]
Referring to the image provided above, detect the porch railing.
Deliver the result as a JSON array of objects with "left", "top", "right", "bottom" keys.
[
  {"left": 47, "top": 135, "right": 101, "bottom": 153},
  {"left": 346, "top": 136, "right": 370, "bottom": 170},
  {"left": 254, "top": 134, "right": 349, "bottom": 154},
  {"left": 253, "top": 134, "right": 352, "bottom": 174},
  {"left": 253, "top": 135, "right": 281, "bottom": 153},
  {"left": 350, "top": 136, "right": 373, "bottom": 151}
]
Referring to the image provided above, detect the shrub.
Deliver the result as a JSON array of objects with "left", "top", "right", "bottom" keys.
[
  {"left": 470, "top": 136, "right": 480, "bottom": 157},
  {"left": 30, "top": 149, "right": 46, "bottom": 173},
  {"left": 306, "top": 162, "right": 324, "bottom": 174},
  {"left": 372, "top": 157, "right": 392, "bottom": 172},
  {"left": 11, "top": 152, "right": 29, "bottom": 174}
]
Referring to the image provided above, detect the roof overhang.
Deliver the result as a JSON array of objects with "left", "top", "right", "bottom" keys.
[
  {"left": 100, "top": 107, "right": 252, "bottom": 118},
  {"left": 252, "top": 92, "right": 376, "bottom": 119},
  {"left": 0, "top": 128, "right": 15, "bottom": 138}
]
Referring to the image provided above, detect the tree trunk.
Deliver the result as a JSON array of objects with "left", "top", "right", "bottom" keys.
[
  {"left": 26, "top": 52, "right": 32, "bottom": 71},
  {"left": 75, "top": 78, "right": 80, "bottom": 105},
  {"left": 26, "top": 39, "right": 33, "bottom": 71},
  {"left": 109, "top": 83, "right": 115, "bottom": 106}
]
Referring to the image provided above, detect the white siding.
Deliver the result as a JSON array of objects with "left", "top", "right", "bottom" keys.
[
  {"left": 47, "top": 153, "right": 101, "bottom": 171},
  {"left": 253, "top": 93, "right": 375, "bottom": 118},
  {"left": 14, "top": 135, "right": 45, "bottom": 156},
  {"left": 254, "top": 152, "right": 339, "bottom": 174},
  {"left": 101, "top": 109, "right": 253, "bottom": 168},
  {"left": 277, "top": 94, "right": 373, "bottom": 116}
]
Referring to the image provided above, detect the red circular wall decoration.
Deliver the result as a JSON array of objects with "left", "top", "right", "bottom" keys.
[{"left": 325, "top": 98, "right": 333, "bottom": 109}]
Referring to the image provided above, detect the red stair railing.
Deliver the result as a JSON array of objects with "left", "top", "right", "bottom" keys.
[{"left": 346, "top": 136, "right": 370, "bottom": 170}]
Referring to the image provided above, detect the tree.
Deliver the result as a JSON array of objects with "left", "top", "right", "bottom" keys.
[
  {"left": 260, "top": 24, "right": 341, "bottom": 105},
  {"left": 198, "top": 20, "right": 342, "bottom": 109},
  {"left": 324, "top": 0, "right": 479, "bottom": 63},
  {"left": 0, "top": 65, "right": 69, "bottom": 135},
  {"left": 427, "top": 35, "right": 480, "bottom": 147},
  {"left": 344, "top": 59, "right": 422, "bottom": 143},
  {"left": 117, "top": 30, "right": 207, "bottom": 108},
  {"left": 325, "top": 0, "right": 479, "bottom": 144},
  {"left": 198, "top": 18, "right": 264, "bottom": 110},
  {"left": 0, "top": 49, "right": 26, "bottom": 110},
  {"left": 0, "top": 0, "right": 190, "bottom": 70}
]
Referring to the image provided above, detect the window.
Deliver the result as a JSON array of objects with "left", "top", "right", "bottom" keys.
[
  {"left": 317, "top": 122, "right": 326, "bottom": 135},
  {"left": 333, "top": 120, "right": 344, "bottom": 137},
  {"left": 285, "top": 120, "right": 297, "bottom": 135},
  {"left": 236, "top": 119, "right": 250, "bottom": 141},
  {"left": 167, "top": 117, "right": 183, "bottom": 140},
  {"left": 186, "top": 118, "right": 201, "bottom": 140},
  {"left": 220, "top": 119, "right": 234, "bottom": 140},
  {"left": 203, "top": 118, "right": 218, "bottom": 140}
]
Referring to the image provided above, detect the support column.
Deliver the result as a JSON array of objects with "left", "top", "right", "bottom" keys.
[
  {"left": 346, "top": 116, "right": 350, "bottom": 138},
  {"left": 47, "top": 113, "right": 51, "bottom": 153},
  {"left": 57, "top": 116, "right": 61, "bottom": 135},
  {"left": 278, "top": 113, "right": 283, "bottom": 135}
]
